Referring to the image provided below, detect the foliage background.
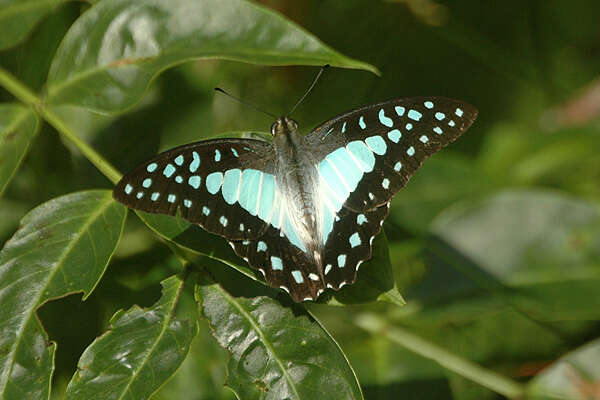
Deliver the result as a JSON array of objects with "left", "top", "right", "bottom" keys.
[{"left": 1, "top": 0, "right": 599, "bottom": 399}]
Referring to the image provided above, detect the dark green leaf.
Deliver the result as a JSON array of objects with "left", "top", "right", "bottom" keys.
[
  {"left": 197, "top": 283, "right": 364, "bottom": 400},
  {"left": 0, "top": 104, "right": 39, "bottom": 196},
  {"left": 65, "top": 275, "right": 197, "bottom": 400},
  {"left": 527, "top": 338, "right": 600, "bottom": 400},
  {"left": 0, "top": 190, "right": 126, "bottom": 399},
  {"left": 0, "top": 0, "right": 70, "bottom": 50},
  {"left": 46, "top": 0, "right": 378, "bottom": 113}
]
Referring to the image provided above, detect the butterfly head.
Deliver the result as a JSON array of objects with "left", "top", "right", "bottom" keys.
[{"left": 271, "top": 117, "right": 299, "bottom": 137}]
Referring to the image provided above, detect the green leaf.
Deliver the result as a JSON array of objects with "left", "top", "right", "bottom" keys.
[
  {"left": 65, "top": 274, "right": 197, "bottom": 400},
  {"left": 46, "top": 0, "right": 378, "bottom": 113},
  {"left": 0, "top": 104, "right": 39, "bottom": 196},
  {"left": 0, "top": 190, "right": 126, "bottom": 399},
  {"left": 197, "top": 282, "right": 364, "bottom": 400},
  {"left": 527, "top": 338, "right": 600, "bottom": 400},
  {"left": 0, "top": 0, "right": 70, "bottom": 50}
]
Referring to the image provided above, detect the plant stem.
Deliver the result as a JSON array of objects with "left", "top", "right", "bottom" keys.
[
  {"left": 0, "top": 66, "right": 122, "bottom": 184},
  {"left": 355, "top": 313, "right": 526, "bottom": 399}
]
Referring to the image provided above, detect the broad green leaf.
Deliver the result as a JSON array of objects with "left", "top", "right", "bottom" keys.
[
  {"left": 46, "top": 0, "right": 378, "bottom": 113},
  {"left": 0, "top": 190, "right": 126, "bottom": 399},
  {"left": 0, "top": 0, "right": 71, "bottom": 50},
  {"left": 0, "top": 104, "right": 39, "bottom": 196},
  {"left": 197, "top": 282, "right": 364, "bottom": 400},
  {"left": 65, "top": 275, "right": 197, "bottom": 400},
  {"left": 527, "top": 338, "right": 600, "bottom": 400}
]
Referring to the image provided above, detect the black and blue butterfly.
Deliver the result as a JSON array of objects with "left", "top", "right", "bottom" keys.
[{"left": 113, "top": 84, "right": 477, "bottom": 302}]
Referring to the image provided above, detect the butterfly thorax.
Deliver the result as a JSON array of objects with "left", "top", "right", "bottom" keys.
[{"left": 272, "top": 117, "right": 324, "bottom": 268}]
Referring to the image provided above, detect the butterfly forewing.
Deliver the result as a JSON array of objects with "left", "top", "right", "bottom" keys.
[
  {"left": 306, "top": 97, "right": 478, "bottom": 212},
  {"left": 114, "top": 138, "right": 275, "bottom": 240}
]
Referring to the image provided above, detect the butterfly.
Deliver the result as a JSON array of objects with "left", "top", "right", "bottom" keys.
[{"left": 113, "top": 93, "right": 477, "bottom": 302}]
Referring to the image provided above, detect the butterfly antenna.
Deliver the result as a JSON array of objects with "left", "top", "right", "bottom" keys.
[
  {"left": 288, "top": 64, "right": 330, "bottom": 117},
  {"left": 214, "top": 87, "right": 278, "bottom": 119}
]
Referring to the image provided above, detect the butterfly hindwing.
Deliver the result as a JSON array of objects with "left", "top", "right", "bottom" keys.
[
  {"left": 114, "top": 138, "right": 276, "bottom": 240},
  {"left": 305, "top": 97, "right": 478, "bottom": 212}
]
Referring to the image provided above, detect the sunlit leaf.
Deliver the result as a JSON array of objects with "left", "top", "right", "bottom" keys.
[
  {"left": 46, "top": 0, "right": 378, "bottom": 113},
  {"left": 197, "top": 282, "right": 364, "bottom": 400},
  {"left": 0, "top": 190, "right": 126, "bottom": 399},
  {"left": 0, "top": 104, "right": 39, "bottom": 196},
  {"left": 65, "top": 275, "right": 197, "bottom": 400}
]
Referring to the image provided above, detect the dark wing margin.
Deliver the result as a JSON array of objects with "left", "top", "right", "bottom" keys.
[{"left": 113, "top": 138, "right": 275, "bottom": 240}]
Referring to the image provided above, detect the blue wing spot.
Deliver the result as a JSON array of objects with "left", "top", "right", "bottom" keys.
[
  {"left": 433, "top": 126, "right": 443, "bottom": 135},
  {"left": 435, "top": 112, "right": 445, "bottom": 121},
  {"left": 448, "top": 120, "right": 456, "bottom": 127},
  {"left": 257, "top": 241, "right": 267, "bottom": 252},
  {"left": 271, "top": 256, "right": 283, "bottom": 270},
  {"left": 183, "top": 199, "right": 192, "bottom": 208},
  {"left": 347, "top": 141, "right": 375, "bottom": 172},
  {"left": 406, "top": 123, "right": 413, "bottom": 130},
  {"left": 382, "top": 178, "right": 390, "bottom": 189},
  {"left": 292, "top": 270, "right": 304, "bottom": 284},
  {"left": 342, "top": 121, "right": 347, "bottom": 133},
  {"left": 142, "top": 178, "right": 152, "bottom": 188},
  {"left": 365, "top": 136, "right": 387, "bottom": 155},
  {"left": 309, "top": 273, "right": 319, "bottom": 281},
  {"left": 163, "top": 164, "right": 176, "bottom": 178},
  {"left": 357, "top": 214, "right": 367, "bottom": 225},
  {"left": 188, "top": 176, "right": 201, "bottom": 189},
  {"left": 175, "top": 155, "right": 184, "bottom": 166},
  {"left": 359, "top": 116, "right": 366, "bottom": 129},
  {"left": 258, "top": 173, "right": 276, "bottom": 221},
  {"left": 394, "top": 161, "right": 402, "bottom": 171},
  {"left": 238, "top": 169, "right": 263, "bottom": 216},
  {"left": 349, "top": 232, "right": 361, "bottom": 248},
  {"left": 219, "top": 215, "right": 228, "bottom": 227},
  {"left": 338, "top": 254, "right": 347, "bottom": 268},
  {"left": 239, "top": 223, "right": 244, "bottom": 231},
  {"left": 408, "top": 109, "right": 422, "bottom": 121},
  {"left": 124, "top": 184, "right": 133, "bottom": 194},
  {"left": 387, "top": 129, "right": 401, "bottom": 143},
  {"left": 283, "top": 217, "right": 307, "bottom": 252},
  {"left": 202, "top": 206, "right": 210, "bottom": 216},
  {"left": 215, "top": 149, "right": 221, "bottom": 162},
  {"left": 222, "top": 169, "right": 242, "bottom": 205},
  {"left": 395, "top": 106, "right": 405, "bottom": 116},
  {"left": 456, "top": 108, "right": 464, "bottom": 117},
  {"left": 325, "top": 148, "right": 363, "bottom": 192},
  {"left": 206, "top": 172, "right": 224, "bottom": 194},
  {"left": 424, "top": 101, "right": 434, "bottom": 109},
  {"left": 242, "top": 240, "right": 250, "bottom": 245},
  {"left": 136, "top": 192, "right": 144, "bottom": 199},
  {"left": 147, "top": 163, "right": 157, "bottom": 173},
  {"left": 324, "top": 264, "right": 332, "bottom": 274},
  {"left": 189, "top": 151, "right": 200, "bottom": 172},
  {"left": 175, "top": 175, "right": 183, "bottom": 183},
  {"left": 231, "top": 148, "right": 239, "bottom": 157},
  {"left": 419, "top": 135, "right": 429, "bottom": 143},
  {"left": 407, "top": 146, "right": 415, "bottom": 156},
  {"left": 378, "top": 109, "right": 393, "bottom": 127},
  {"left": 151, "top": 192, "right": 160, "bottom": 201},
  {"left": 167, "top": 194, "right": 176, "bottom": 203}
]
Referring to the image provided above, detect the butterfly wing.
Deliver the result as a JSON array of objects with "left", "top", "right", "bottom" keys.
[
  {"left": 305, "top": 97, "right": 478, "bottom": 212},
  {"left": 113, "top": 138, "right": 276, "bottom": 240}
]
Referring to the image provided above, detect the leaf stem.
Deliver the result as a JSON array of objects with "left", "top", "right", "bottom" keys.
[
  {"left": 354, "top": 313, "right": 526, "bottom": 399},
  {"left": 0, "top": 66, "right": 122, "bottom": 184}
]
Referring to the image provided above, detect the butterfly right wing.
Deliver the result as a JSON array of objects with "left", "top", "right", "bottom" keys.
[{"left": 113, "top": 138, "right": 276, "bottom": 240}]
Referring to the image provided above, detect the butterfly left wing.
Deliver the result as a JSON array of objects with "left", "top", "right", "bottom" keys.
[
  {"left": 114, "top": 138, "right": 276, "bottom": 240},
  {"left": 305, "top": 97, "right": 478, "bottom": 212}
]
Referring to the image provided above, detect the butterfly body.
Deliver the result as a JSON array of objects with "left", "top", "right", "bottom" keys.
[{"left": 114, "top": 97, "right": 477, "bottom": 302}]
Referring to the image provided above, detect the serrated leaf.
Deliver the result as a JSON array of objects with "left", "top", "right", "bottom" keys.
[
  {"left": 0, "top": 104, "right": 39, "bottom": 196},
  {"left": 46, "top": 0, "right": 378, "bottom": 113},
  {"left": 527, "top": 338, "right": 600, "bottom": 400},
  {"left": 0, "top": 190, "right": 126, "bottom": 399},
  {"left": 0, "top": 0, "right": 71, "bottom": 50},
  {"left": 65, "top": 274, "right": 197, "bottom": 400},
  {"left": 197, "top": 283, "right": 363, "bottom": 400}
]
